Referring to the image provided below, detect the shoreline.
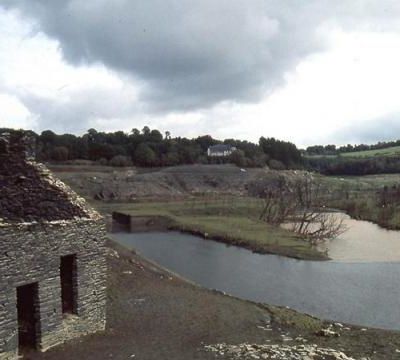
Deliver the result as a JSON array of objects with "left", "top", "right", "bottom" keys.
[
  {"left": 32, "top": 238, "right": 400, "bottom": 360},
  {"left": 168, "top": 226, "right": 329, "bottom": 261},
  {"left": 112, "top": 211, "right": 330, "bottom": 261}
]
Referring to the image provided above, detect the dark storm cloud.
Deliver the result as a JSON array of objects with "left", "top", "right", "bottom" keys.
[
  {"left": 2, "top": 0, "right": 400, "bottom": 136},
  {"left": 333, "top": 114, "right": 400, "bottom": 145},
  {"left": 1, "top": 0, "right": 328, "bottom": 111}
]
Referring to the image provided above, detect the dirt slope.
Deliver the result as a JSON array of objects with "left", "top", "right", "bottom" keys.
[
  {"left": 51, "top": 164, "right": 303, "bottom": 201},
  {"left": 28, "top": 240, "right": 400, "bottom": 360}
]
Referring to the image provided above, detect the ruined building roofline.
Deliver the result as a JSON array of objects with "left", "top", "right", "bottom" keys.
[
  {"left": 30, "top": 161, "right": 102, "bottom": 220},
  {"left": 0, "top": 216, "right": 101, "bottom": 228},
  {"left": 0, "top": 130, "right": 101, "bottom": 223},
  {"left": 0, "top": 129, "right": 36, "bottom": 160}
]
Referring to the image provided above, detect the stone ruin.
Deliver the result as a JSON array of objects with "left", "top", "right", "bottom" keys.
[{"left": 0, "top": 131, "right": 107, "bottom": 359}]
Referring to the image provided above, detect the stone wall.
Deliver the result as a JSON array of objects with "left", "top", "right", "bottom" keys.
[
  {"left": 0, "top": 218, "right": 107, "bottom": 359},
  {"left": 112, "top": 212, "right": 174, "bottom": 232},
  {"left": 112, "top": 212, "right": 131, "bottom": 232}
]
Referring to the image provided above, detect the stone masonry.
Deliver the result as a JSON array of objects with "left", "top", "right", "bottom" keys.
[{"left": 0, "top": 131, "right": 107, "bottom": 359}]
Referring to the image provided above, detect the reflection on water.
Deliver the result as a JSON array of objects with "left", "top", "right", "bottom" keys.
[
  {"left": 112, "top": 230, "right": 400, "bottom": 330},
  {"left": 283, "top": 212, "right": 400, "bottom": 262},
  {"left": 316, "top": 213, "right": 400, "bottom": 262}
]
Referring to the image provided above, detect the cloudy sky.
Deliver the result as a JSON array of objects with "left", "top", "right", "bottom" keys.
[{"left": 1, "top": 1, "right": 400, "bottom": 147}]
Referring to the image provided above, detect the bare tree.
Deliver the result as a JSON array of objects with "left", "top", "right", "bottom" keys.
[
  {"left": 290, "top": 175, "right": 347, "bottom": 244},
  {"left": 289, "top": 211, "right": 347, "bottom": 245},
  {"left": 258, "top": 176, "right": 296, "bottom": 224},
  {"left": 258, "top": 173, "right": 348, "bottom": 244}
]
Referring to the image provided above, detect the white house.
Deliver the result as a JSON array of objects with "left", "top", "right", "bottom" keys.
[{"left": 207, "top": 144, "right": 237, "bottom": 157}]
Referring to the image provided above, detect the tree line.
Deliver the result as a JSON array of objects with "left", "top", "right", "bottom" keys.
[
  {"left": 1, "top": 127, "right": 303, "bottom": 169},
  {"left": 305, "top": 139, "right": 400, "bottom": 156},
  {"left": 305, "top": 156, "right": 400, "bottom": 176}
]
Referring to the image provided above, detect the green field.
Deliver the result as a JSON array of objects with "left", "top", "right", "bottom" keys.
[
  {"left": 340, "top": 146, "right": 400, "bottom": 158},
  {"left": 306, "top": 145, "right": 400, "bottom": 159},
  {"left": 318, "top": 173, "right": 400, "bottom": 230},
  {"left": 96, "top": 197, "right": 328, "bottom": 261},
  {"left": 322, "top": 173, "right": 400, "bottom": 191}
]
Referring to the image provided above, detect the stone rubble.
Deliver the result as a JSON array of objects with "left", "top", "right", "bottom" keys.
[
  {"left": 0, "top": 131, "right": 92, "bottom": 223},
  {"left": 315, "top": 326, "right": 340, "bottom": 338},
  {"left": 205, "top": 343, "right": 356, "bottom": 360}
]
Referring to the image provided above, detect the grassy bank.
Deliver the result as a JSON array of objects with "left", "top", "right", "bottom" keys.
[
  {"left": 96, "top": 197, "right": 329, "bottom": 261},
  {"left": 331, "top": 197, "right": 400, "bottom": 230},
  {"left": 172, "top": 215, "right": 325, "bottom": 260},
  {"left": 321, "top": 174, "right": 400, "bottom": 230}
]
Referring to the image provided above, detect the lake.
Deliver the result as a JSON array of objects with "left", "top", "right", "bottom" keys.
[
  {"left": 316, "top": 213, "right": 400, "bottom": 262},
  {"left": 112, "top": 215, "right": 400, "bottom": 330}
]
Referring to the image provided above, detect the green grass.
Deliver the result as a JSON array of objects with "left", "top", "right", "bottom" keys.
[
  {"left": 97, "top": 197, "right": 328, "bottom": 261},
  {"left": 173, "top": 215, "right": 319, "bottom": 259},
  {"left": 95, "top": 196, "right": 263, "bottom": 218},
  {"left": 321, "top": 174, "right": 400, "bottom": 192},
  {"left": 318, "top": 174, "right": 400, "bottom": 230},
  {"left": 304, "top": 154, "right": 337, "bottom": 159},
  {"left": 340, "top": 146, "right": 400, "bottom": 158},
  {"left": 305, "top": 145, "right": 400, "bottom": 159},
  {"left": 264, "top": 304, "right": 323, "bottom": 331}
]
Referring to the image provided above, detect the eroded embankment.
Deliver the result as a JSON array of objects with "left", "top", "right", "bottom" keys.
[{"left": 52, "top": 164, "right": 307, "bottom": 201}]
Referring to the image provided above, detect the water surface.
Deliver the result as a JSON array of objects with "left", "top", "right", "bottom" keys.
[
  {"left": 113, "top": 230, "right": 400, "bottom": 330},
  {"left": 317, "top": 213, "right": 400, "bottom": 262}
]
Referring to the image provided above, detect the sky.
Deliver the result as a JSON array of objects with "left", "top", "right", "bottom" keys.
[{"left": 1, "top": 1, "right": 400, "bottom": 148}]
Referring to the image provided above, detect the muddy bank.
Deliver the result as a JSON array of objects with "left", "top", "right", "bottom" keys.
[{"left": 29, "top": 239, "right": 400, "bottom": 360}]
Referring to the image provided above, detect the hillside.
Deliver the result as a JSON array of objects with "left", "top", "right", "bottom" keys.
[
  {"left": 50, "top": 164, "right": 305, "bottom": 201},
  {"left": 306, "top": 145, "right": 400, "bottom": 159},
  {"left": 340, "top": 145, "right": 400, "bottom": 158}
]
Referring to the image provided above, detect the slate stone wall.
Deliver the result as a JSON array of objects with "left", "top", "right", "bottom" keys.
[{"left": 0, "top": 218, "right": 107, "bottom": 360}]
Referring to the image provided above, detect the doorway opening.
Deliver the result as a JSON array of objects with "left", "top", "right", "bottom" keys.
[
  {"left": 60, "top": 254, "right": 77, "bottom": 315},
  {"left": 17, "top": 282, "right": 40, "bottom": 355}
]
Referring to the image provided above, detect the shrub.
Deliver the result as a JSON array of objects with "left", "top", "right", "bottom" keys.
[
  {"left": 109, "top": 155, "right": 132, "bottom": 167},
  {"left": 97, "top": 157, "right": 109, "bottom": 166},
  {"left": 268, "top": 159, "right": 286, "bottom": 170}
]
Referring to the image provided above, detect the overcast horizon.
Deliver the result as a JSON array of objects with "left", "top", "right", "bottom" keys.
[{"left": 1, "top": 1, "right": 400, "bottom": 148}]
